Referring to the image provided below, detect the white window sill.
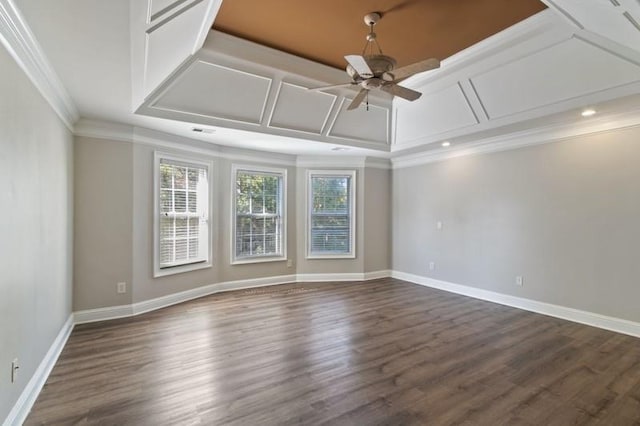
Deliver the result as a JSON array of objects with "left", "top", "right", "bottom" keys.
[
  {"left": 231, "top": 255, "right": 287, "bottom": 266},
  {"left": 154, "top": 260, "right": 211, "bottom": 278},
  {"left": 306, "top": 253, "right": 356, "bottom": 260}
]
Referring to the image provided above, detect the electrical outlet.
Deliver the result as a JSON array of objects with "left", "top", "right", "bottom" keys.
[
  {"left": 437, "top": 221, "right": 443, "bottom": 230},
  {"left": 286, "top": 259, "right": 293, "bottom": 268},
  {"left": 429, "top": 261, "right": 435, "bottom": 271},
  {"left": 117, "top": 282, "right": 127, "bottom": 294},
  {"left": 11, "top": 359, "right": 19, "bottom": 383},
  {"left": 516, "top": 276, "right": 523, "bottom": 287}
]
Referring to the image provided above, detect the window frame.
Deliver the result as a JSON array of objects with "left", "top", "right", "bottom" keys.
[
  {"left": 306, "top": 169, "right": 356, "bottom": 259},
  {"left": 153, "top": 151, "right": 213, "bottom": 278},
  {"left": 231, "top": 164, "right": 287, "bottom": 265}
]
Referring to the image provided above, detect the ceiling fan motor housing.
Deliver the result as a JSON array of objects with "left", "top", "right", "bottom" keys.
[{"left": 346, "top": 54, "right": 396, "bottom": 79}]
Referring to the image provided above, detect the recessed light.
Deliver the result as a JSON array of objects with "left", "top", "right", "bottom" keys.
[
  {"left": 581, "top": 109, "right": 596, "bottom": 117},
  {"left": 441, "top": 141, "right": 451, "bottom": 147},
  {"left": 331, "top": 147, "right": 350, "bottom": 151}
]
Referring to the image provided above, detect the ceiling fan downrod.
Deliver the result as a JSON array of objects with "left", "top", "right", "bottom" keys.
[
  {"left": 307, "top": 11, "right": 441, "bottom": 111},
  {"left": 362, "top": 12, "right": 383, "bottom": 56}
]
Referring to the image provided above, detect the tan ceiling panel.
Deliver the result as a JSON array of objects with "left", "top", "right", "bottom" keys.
[{"left": 212, "top": 0, "right": 547, "bottom": 70}]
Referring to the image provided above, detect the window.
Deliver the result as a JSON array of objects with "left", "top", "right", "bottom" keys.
[
  {"left": 232, "top": 165, "right": 286, "bottom": 264},
  {"left": 307, "top": 170, "right": 356, "bottom": 258},
  {"left": 154, "top": 153, "right": 211, "bottom": 276}
]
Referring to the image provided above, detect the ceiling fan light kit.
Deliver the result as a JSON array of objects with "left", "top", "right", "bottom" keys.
[{"left": 309, "top": 11, "right": 441, "bottom": 111}]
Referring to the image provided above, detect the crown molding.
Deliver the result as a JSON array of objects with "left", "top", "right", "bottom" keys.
[
  {"left": 295, "top": 155, "right": 391, "bottom": 170},
  {"left": 296, "top": 155, "right": 366, "bottom": 169},
  {"left": 391, "top": 108, "right": 640, "bottom": 169},
  {"left": 75, "top": 119, "right": 392, "bottom": 169},
  {"left": 74, "top": 118, "right": 135, "bottom": 143},
  {"left": 365, "top": 156, "right": 392, "bottom": 170},
  {"left": 74, "top": 118, "right": 298, "bottom": 166},
  {"left": 0, "top": 0, "right": 79, "bottom": 130}
]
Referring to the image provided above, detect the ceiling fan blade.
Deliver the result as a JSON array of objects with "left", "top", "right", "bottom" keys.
[
  {"left": 345, "top": 55, "right": 374, "bottom": 78},
  {"left": 380, "top": 83, "right": 422, "bottom": 101},
  {"left": 307, "top": 82, "right": 356, "bottom": 92},
  {"left": 347, "top": 89, "right": 368, "bottom": 110},
  {"left": 392, "top": 58, "right": 440, "bottom": 81}
]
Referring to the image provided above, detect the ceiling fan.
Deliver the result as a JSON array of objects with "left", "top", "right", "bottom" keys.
[{"left": 309, "top": 12, "right": 441, "bottom": 111}]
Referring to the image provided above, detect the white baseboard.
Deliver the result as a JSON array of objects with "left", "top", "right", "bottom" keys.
[
  {"left": 3, "top": 314, "right": 74, "bottom": 426},
  {"left": 364, "top": 269, "right": 392, "bottom": 280},
  {"left": 392, "top": 270, "right": 640, "bottom": 339},
  {"left": 73, "top": 304, "right": 134, "bottom": 324},
  {"left": 297, "top": 272, "right": 364, "bottom": 282},
  {"left": 73, "top": 271, "right": 392, "bottom": 324},
  {"left": 131, "top": 274, "right": 298, "bottom": 316},
  {"left": 298, "top": 270, "right": 391, "bottom": 282}
]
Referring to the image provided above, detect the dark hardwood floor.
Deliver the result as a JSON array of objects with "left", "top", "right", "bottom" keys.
[{"left": 26, "top": 278, "right": 640, "bottom": 425}]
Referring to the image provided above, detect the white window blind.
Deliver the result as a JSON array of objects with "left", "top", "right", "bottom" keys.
[
  {"left": 308, "top": 171, "right": 355, "bottom": 258},
  {"left": 157, "top": 156, "right": 210, "bottom": 271},
  {"left": 233, "top": 167, "right": 286, "bottom": 262}
]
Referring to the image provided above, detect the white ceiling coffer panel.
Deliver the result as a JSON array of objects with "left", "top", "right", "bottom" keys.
[
  {"left": 541, "top": 0, "right": 640, "bottom": 53},
  {"left": 137, "top": 30, "right": 392, "bottom": 151},
  {"left": 469, "top": 36, "right": 640, "bottom": 120},
  {"left": 130, "top": 0, "right": 222, "bottom": 107},
  {"left": 144, "top": 0, "right": 213, "bottom": 95},
  {"left": 400, "top": 11, "right": 567, "bottom": 94},
  {"left": 394, "top": 83, "right": 480, "bottom": 146},
  {"left": 149, "top": 0, "right": 191, "bottom": 23},
  {"left": 327, "top": 99, "right": 389, "bottom": 144},
  {"left": 268, "top": 82, "right": 337, "bottom": 134},
  {"left": 151, "top": 60, "right": 272, "bottom": 124}
]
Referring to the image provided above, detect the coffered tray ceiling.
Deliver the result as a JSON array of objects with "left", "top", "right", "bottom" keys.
[
  {"left": 213, "top": 0, "right": 547, "bottom": 70},
  {"left": 12, "top": 0, "right": 640, "bottom": 158}
]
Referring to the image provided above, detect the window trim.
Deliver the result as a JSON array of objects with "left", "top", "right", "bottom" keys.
[
  {"left": 153, "top": 151, "right": 213, "bottom": 278},
  {"left": 231, "top": 164, "right": 288, "bottom": 265},
  {"left": 306, "top": 169, "right": 356, "bottom": 259}
]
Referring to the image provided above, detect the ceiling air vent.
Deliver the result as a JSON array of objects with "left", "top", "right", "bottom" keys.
[{"left": 192, "top": 127, "right": 216, "bottom": 134}]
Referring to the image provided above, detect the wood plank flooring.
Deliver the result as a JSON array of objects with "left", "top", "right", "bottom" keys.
[{"left": 26, "top": 278, "right": 640, "bottom": 425}]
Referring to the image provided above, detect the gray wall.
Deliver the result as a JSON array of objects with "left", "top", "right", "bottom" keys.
[
  {"left": 73, "top": 137, "right": 392, "bottom": 310},
  {"left": 364, "top": 167, "right": 391, "bottom": 273},
  {"left": 393, "top": 127, "right": 640, "bottom": 323},
  {"left": 0, "top": 45, "right": 74, "bottom": 420},
  {"left": 74, "top": 137, "right": 133, "bottom": 310}
]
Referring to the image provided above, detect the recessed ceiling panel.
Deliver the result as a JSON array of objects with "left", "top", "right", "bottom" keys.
[
  {"left": 145, "top": 0, "right": 211, "bottom": 94},
  {"left": 153, "top": 60, "right": 272, "bottom": 124},
  {"left": 212, "top": 0, "right": 547, "bottom": 70},
  {"left": 328, "top": 99, "right": 388, "bottom": 143},
  {"left": 544, "top": 0, "right": 640, "bottom": 53},
  {"left": 470, "top": 37, "right": 640, "bottom": 119},
  {"left": 149, "top": 0, "right": 185, "bottom": 21},
  {"left": 268, "top": 83, "right": 337, "bottom": 134},
  {"left": 395, "top": 84, "right": 479, "bottom": 144}
]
